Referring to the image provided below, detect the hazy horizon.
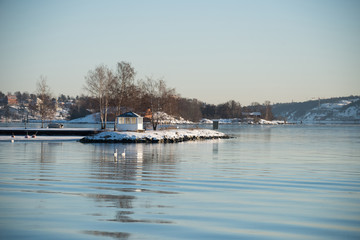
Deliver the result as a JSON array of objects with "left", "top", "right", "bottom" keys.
[{"left": 1, "top": 0, "right": 359, "bottom": 106}]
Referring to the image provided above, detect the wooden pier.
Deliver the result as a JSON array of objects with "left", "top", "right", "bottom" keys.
[{"left": 0, "top": 128, "right": 101, "bottom": 136}]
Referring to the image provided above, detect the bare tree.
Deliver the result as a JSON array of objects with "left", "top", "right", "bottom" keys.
[
  {"left": 84, "top": 65, "right": 114, "bottom": 129},
  {"left": 112, "top": 61, "right": 136, "bottom": 130},
  {"left": 264, "top": 100, "right": 274, "bottom": 120},
  {"left": 139, "top": 77, "right": 159, "bottom": 130},
  {"left": 178, "top": 98, "right": 202, "bottom": 122},
  {"left": 139, "top": 77, "right": 177, "bottom": 130},
  {"left": 34, "top": 76, "right": 56, "bottom": 128}
]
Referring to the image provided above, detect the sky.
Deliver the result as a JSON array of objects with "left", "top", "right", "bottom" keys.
[{"left": 0, "top": 0, "right": 359, "bottom": 105}]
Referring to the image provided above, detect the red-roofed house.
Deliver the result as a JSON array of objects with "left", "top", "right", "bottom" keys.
[{"left": 6, "top": 95, "right": 17, "bottom": 105}]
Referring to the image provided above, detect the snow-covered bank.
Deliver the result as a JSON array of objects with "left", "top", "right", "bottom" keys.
[
  {"left": 68, "top": 113, "right": 101, "bottom": 123},
  {"left": 258, "top": 119, "right": 286, "bottom": 125},
  {"left": 200, "top": 118, "right": 287, "bottom": 125},
  {"left": 80, "top": 129, "right": 230, "bottom": 143}
]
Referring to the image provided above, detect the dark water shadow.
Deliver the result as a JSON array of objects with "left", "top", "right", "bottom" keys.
[
  {"left": 107, "top": 210, "right": 173, "bottom": 224},
  {"left": 83, "top": 230, "right": 130, "bottom": 240}
]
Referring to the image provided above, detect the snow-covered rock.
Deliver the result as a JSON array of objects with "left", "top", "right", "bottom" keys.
[
  {"left": 80, "top": 129, "right": 229, "bottom": 143},
  {"left": 153, "top": 112, "right": 193, "bottom": 124},
  {"left": 199, "top": 118, "right": 213, "bottom": 124}
]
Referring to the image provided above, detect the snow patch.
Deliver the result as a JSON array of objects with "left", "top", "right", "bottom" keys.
[
  {"left": 153, "top": 112, "right": 193, "bottom": 124},
  {"left": 258, "top": 119, "right": 286, "bottom": 125},
  {"left": 69, "top": 113, "right": 100, "bottom": 123},
  {"left": 81, "top": 129, "right": 228, "bottom": 143}
]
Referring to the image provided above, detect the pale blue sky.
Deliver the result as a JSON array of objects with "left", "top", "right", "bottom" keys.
[{"left": 0, "top": 0, "right": 359, "bottom": 105}]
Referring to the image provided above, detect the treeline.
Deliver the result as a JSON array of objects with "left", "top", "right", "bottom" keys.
[
  {"left": 70, "top": 95, "right": 273, "bottom": 123},
  {"left": 83, "top": 61, "right": 274, "bottom": 129},
  {"left": 1, "top": 61, "right": 274, "bottom": 128}
]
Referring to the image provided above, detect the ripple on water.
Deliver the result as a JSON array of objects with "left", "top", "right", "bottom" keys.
[{"left": 0, "top": 125, "right": 360, "bottom": 239}]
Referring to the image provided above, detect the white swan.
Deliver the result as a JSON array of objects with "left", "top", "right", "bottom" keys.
[
  {"left": 114, "top": 149, "right": 118, "bottom": 158},
  {"left": 121, "top": 149, "right": 126, "bottom": 157}
]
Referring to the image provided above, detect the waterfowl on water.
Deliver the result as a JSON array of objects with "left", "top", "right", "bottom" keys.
[{"left": 121, "top": 149, "right": 126, "bottom": 157}]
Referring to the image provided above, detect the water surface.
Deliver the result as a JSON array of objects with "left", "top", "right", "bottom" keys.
[{"left": 0, "top": 125, "right": 359, "bottom": 239}]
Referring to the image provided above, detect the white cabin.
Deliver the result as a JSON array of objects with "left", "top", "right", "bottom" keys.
[{"left": 116, "top": 112, "right": 143, "bottom": 131}]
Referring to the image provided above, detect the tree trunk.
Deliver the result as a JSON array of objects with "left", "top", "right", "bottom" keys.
[{"left": 104, "top": 105, "right": 108, "bottom": 129}]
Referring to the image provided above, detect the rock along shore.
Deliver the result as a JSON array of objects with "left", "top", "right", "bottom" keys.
[{"left": 79, "top": 129, "right": 230, "bottom": 143}]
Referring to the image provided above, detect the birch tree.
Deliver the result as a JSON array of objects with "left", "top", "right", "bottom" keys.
[
  {"left": 112, "top": 61, "right": 136, "bottom": 130},
  {"left": 84, "top": 65, "right": 114, "bottom": 129}
]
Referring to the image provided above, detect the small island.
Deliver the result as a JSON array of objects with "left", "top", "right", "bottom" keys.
[
  {"left": 80, "top": 111, "right": 230, "bottom": 143},
  {"left": 79, "top": 128, "right": 230, "bottom": 143}
]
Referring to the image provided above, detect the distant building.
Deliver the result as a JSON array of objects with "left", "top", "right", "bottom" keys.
[
  {"left": 6, "top": 95, "right": 17, "bottom": 105},
  {"left": 242, "top": 112, "right": 262, "bottom": 123},
  {"left": 116, "top": 111, "right": 144, "bottom": 131},
  {"left": 242, "top": 112, "right": 261, "bottom": 117},
  {"left": 144, "top": 108, "right": 152, "bottom": 119}
]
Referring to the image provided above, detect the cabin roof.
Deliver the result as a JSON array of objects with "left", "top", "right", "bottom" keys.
[{"left": 117, "top": 111, "right": 142, "bottom": 118}]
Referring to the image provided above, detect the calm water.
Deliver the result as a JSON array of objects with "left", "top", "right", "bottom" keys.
[{"left": 0, "top": 125, "right": 359, "bottom": 239}]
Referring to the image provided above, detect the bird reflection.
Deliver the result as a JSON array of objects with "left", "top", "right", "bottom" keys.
[{"left": 114, "top": 149, "right": 118, "bottom": 158}]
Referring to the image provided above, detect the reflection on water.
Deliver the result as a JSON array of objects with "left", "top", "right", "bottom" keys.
[
  {"left": 84, "top": 230, "right": 130, "bottom": 239},
  {"left": 0, "top": 125, "right": 360, "bottom": 239},
  {"left": 1, "top": 141, "right": 182, "bottom": 239}
]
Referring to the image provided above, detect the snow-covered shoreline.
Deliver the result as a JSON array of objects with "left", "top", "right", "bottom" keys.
[{"left": 80, "top": 129, "right": 230, "bottom": 143}]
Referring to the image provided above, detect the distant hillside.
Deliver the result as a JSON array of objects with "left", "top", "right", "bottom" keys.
[{"left": 272, "top": 96, "right": 360, "bottom": 123}]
